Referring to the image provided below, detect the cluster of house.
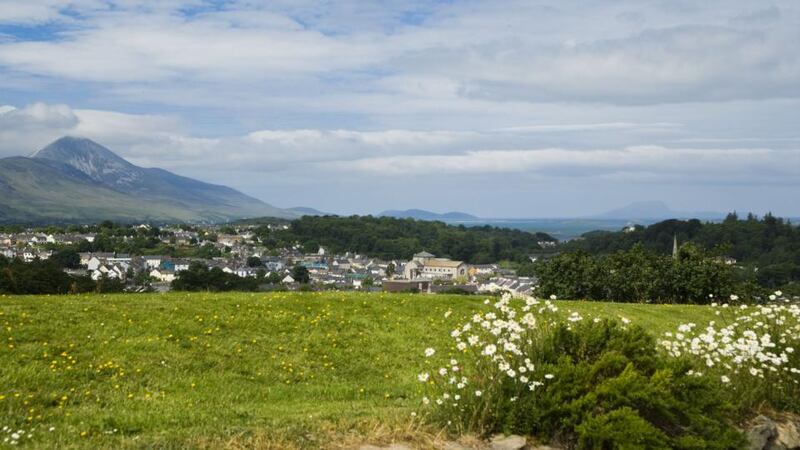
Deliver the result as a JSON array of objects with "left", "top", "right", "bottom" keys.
[
  {"left": 68, "top": 247, "right": 398, "bottom": 290},
  {"left": 1, "top": 232, "right": 97, "bottom": 262},
  {"left": 478, "top": 276, "right": 538, "bottom": 297},
  {"left": 2, "top": 227, "right": 540, "bottom": 294}
]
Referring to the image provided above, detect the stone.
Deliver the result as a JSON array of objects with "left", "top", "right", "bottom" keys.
[
  {"left": 774, "top": 420, "right": 800, "bottom": 450},
  {"left": 749, "top": 415, "right": 779, "bottom": 450},
  {"left": 489, "top": 434, "right": 527, "bottom": 450}
]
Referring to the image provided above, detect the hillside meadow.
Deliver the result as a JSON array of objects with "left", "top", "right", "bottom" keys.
[{"left": 0, "top": 292, "right": 717, "bottom": 448}]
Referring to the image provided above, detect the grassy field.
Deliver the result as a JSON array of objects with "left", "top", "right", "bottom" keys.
[{"left": 0, "top": 292, "right": 717, "bottom": 449}]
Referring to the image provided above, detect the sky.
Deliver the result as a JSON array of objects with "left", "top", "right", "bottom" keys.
[{"left": 0, "top": 0, "right": 798, "bottom": 218}]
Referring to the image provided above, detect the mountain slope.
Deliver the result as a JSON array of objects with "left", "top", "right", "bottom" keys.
[
  {"left": 288, "top": 207, "right": 332, "bottom": 216},
  {"left": 0, "top": 137, "right": 295, "bottom": 223}
]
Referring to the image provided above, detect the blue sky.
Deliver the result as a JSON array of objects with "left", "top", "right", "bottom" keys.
[{"left": 0, "top": 0, "right": 798, "bottom": 217}]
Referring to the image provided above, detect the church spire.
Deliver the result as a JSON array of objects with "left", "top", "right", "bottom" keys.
[{"left": 672, "top": 234, "right": 678, "bottom": 259}]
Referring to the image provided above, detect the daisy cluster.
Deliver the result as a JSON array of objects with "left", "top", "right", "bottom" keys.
[
  {"left": 418, "top": 294, "right": 559, "bottom": 421},
  {"left": 660, "top": 291, "right": 800, "bottom": 384},
  {"left": 1, "top": 425, "right": 52, "bottom": 446}
]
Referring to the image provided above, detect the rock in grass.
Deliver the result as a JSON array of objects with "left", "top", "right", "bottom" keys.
[
  {"left": 773, "top": 420, "right": 800, "bottom": 450},
  {"left": 749, "top": 415, "right": 778, "bottom": 450},
  {"left": 489, "top": 434, "right": 527, "bottom": 450}
]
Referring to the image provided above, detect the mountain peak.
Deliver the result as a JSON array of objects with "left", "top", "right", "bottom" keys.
[
  {"left": 0, "top": 137, "right": 293, "bottom": 223},
  {"left": 593, "top": 201, "right": 724, "bottom": 220},
  {"left": 33, "top": 136, "right": 129, "bottom": 164},
  {"left": 32, "top": 136, "right": 141, "bottom": 186}
]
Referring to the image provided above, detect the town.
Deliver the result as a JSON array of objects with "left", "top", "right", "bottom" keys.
[{"left": 0, "top": 222, "right": 538, "bottom": 296}]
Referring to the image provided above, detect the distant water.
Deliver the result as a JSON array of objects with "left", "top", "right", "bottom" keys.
[{"left": 444, "top": 218, "right": 652, "bottom": 241}]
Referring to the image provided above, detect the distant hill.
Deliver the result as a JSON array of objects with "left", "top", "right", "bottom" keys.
[
  {"left": 0, "top": 136, "right": 296, "bottom": 223},
  {"left": 379, "top": 209, "right": 479, "bottom": 221},
  {"left": 592, "top": 201, "right": 724, "bottom": 221},
  {"left": 288, "top": 207, "right": 332, "bottom": 216}
]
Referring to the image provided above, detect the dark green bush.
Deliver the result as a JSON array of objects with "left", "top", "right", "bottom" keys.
[
  {"left": 534, "top": 244, "right": 738, "bottom": 304},
  {"left": 483, "top": 320, "right": 745, "bottom": 449}
]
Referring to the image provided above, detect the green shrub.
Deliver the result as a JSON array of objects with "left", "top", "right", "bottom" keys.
[
  {"left": 659, "top": 300, "right": 800, "bottom": 416},
  {"left": 519, "top": 322, "right": 743, "bottom": 448},
  {"left": 422, "top": 303, "right": 745, "bottom": 449}
]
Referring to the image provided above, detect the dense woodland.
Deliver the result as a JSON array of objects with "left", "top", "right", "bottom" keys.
[
  {"left": 256, "top": 215, "right": 556, "bottom": 263},
  {"left": 559, "top": 213, "right": 800, "bottom": 289},
  {"left": 534, "top": 244, "right": 746, "bottom": 303}
]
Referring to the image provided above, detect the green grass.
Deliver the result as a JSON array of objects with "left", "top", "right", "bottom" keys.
[{"left": 0, "top": 292, "right": 717, "bottom": 448}]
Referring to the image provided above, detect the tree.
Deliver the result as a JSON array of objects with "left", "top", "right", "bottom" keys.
[
  {"left": 246, "top": 256, "right": 263, "bottom": 267},
  {"left": 515, "top": 262, "right": 537, "bottom": 277},
  {"left": 302, "top": 240, "right": 320, "bottom": 254},
  {"left": 172, "top": 263, "right": 259, "bottom": 292},
  {"left": 195, "top": 243, "right": 221, "bottom": 259},
  {"left": 266, "top": 271, "right": 283, "bottom": 284},
  {"left": 292, "top": 265, "right": 310, "bottom": 284},
  {"left": 50, "top": 249, "right": 81, "bottom": 269},
  {"left": 385, "top": 262, "right": 396, "bottom": 278}
]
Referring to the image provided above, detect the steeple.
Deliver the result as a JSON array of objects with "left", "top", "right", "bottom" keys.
[{"left": 672, "top": 234, "right": 678, "bottom": 259}]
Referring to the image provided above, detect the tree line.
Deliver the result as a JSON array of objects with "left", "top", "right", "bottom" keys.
[
  {"left": 256, "top": 215, "right": 556, "bottom": 264},
  {"left": 535, "top": 243, "right": 772, "bottom": 303},
  {"left": 560, "top": 213, "right": 800, "bottom": 289}
]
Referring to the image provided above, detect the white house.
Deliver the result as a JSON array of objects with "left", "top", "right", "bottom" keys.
[
  {"left": 174, "top": 261, "right": 192, "bottom": 272},
  {"left": 149, "top": 269, "right": 176, "bottom": 283},
  {"left": 86, "top": 257, "right": 102, "bottom": 271},
  {"left": 144, "top": 256, "right": 165, "bottom": 269},
  {"left": 235, "top": 267, "right": 260, "bottom": 278}
]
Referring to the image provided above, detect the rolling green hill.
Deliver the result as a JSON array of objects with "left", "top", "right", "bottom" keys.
[{"left": 0, "top": 136, "right": 295, "bottom": 224}]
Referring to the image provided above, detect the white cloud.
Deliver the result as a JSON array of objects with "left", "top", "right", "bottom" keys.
[
  {"left": 0, "top": 10, "right": 384, "bottom": 82},
  {"left": 247, "top": 129, "right": 470, "bottom": 148},
  {"left": 495, "top": 123, "right": 682, "bottom": 133},
  {"left": 0, "top": 1, "right": 797, "bottom": 104},
  {"left": 336, "top": 146, "right": 800, "bottom": 184},
  {"left": 0, "top": 102, "right": 178, "bottom": 158},
  {"left": 2, "top": 103, "right": 796, "bottom": 189},
  {"left": 0, "top": 103, "right": 78, "bottom": 154},
  {"left": 0, "top": 1, "right": 69, "bottom": 25},
  {"left": 1, "top": 2, "right": 799, "bottom": 215}
]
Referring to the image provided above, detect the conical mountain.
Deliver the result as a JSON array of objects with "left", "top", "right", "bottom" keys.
[
  {"left": 0, "top": 137, "right": 296, "bottom": 223},
  {"left": 32, "top": 136, "right": 142, "bottom": 187}
]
